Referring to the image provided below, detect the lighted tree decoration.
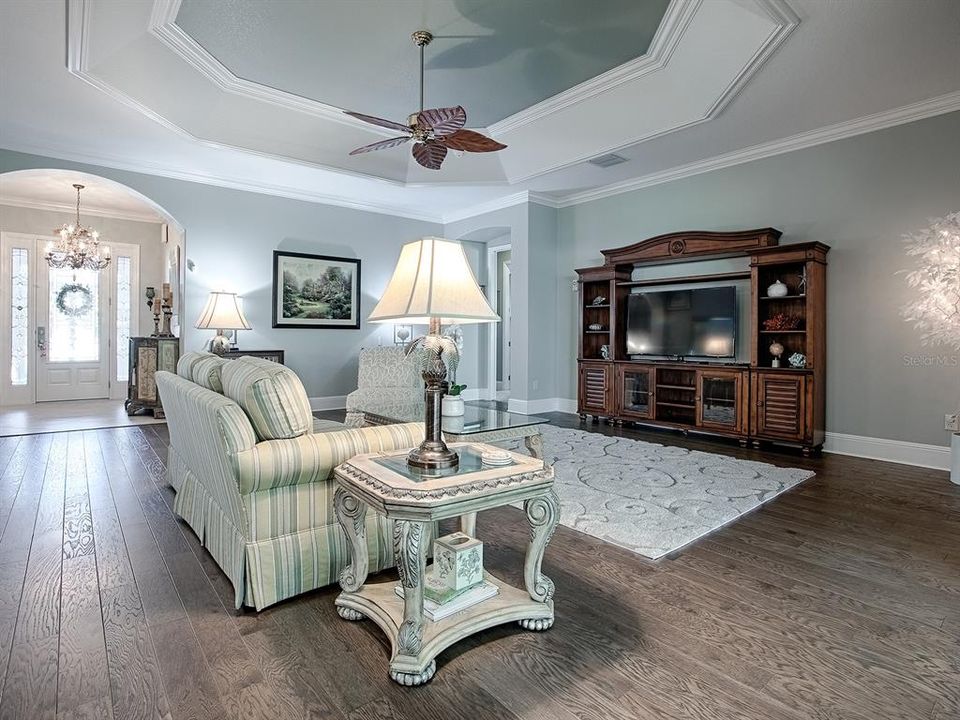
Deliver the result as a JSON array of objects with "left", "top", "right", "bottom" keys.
[{"left": 901, "top": 211, "right": 960, "bottom": 350}]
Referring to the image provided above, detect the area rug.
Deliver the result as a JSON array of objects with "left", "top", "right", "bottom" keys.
[{"left": 508, "top": 426, "right": 815, "bottom": 560}]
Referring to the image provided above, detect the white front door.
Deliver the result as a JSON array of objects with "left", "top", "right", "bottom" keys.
[{"left": 36, "top": 241, "right": 110, "bottom": 401}]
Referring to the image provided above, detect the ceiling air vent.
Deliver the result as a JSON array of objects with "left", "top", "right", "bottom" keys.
[{"left": 588, "top": 153, "right": 628, "bottom": 168}]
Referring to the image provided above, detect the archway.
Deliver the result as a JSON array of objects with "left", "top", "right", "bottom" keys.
[{"left": 0, "top": 169, "right": 187, "bottom": 422}]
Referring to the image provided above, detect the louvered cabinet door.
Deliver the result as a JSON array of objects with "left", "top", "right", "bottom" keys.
[
  {"left": 579, "top": 362, "right": 612, "bottom": 416},
  {"left": 752, "top": 372, "right": 807, "bottom": 442}
]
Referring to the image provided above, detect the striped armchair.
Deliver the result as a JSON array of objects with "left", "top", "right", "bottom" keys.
[{"left": 157, "top": 353, "right": 424, "bottom": 610}]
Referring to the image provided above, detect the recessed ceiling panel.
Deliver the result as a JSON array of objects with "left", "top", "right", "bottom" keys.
[{"left": 174, "top": 0, "right": 670, "bottom": 127}]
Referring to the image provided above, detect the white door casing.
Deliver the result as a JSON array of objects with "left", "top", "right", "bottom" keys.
[{"left": 0, "top": 232, "right": 139, "bottom": 405}]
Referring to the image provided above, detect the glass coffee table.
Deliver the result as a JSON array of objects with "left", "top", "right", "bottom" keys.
[{"left": 358, "top": 401, "right": 550, "bottom": 460}]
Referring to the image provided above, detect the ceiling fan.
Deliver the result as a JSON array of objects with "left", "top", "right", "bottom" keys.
[{"left": 345, "top": 30, "right": 506, "bottom": 170}]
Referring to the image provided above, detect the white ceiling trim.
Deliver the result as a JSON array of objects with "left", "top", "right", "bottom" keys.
[
  {"left": 0, "top": 139, "right": 445, "bottom": 224},
  {"left": 67, "top": 0, "right": 422, "bottom": 189},
  {"left": 148, "top": 0, "right": 391, "bottom": 137},
  {"left": 0, "top": 197, "right": 162, "bottom": 224},
  {"left": 505, "top": 0, "right": 799, "bottom": 184},
  {"left": 486, "top": 0, "right": 697, "bottom": 135},
  {"left": 553, "top": 90, "right": 960, "bottom": 207},
  {"left": 441, "top": 191, "right": 561, "bottom": 225}
]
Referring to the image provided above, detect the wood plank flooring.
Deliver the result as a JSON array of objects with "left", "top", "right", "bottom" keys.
[{"left": 0, "top": 416, "right": 956, "bottom": 720}]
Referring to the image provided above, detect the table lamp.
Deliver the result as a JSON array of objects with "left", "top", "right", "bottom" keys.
[
  {"left": 369, "top": 237, "right": 499, "bottom": 469},
  {"left": 195, "top": 291, "right": 251, "bottom": 355}
]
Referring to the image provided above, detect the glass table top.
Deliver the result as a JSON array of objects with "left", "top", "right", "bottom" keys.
[
  {"left": 372, "top": 444, "right": 519, "bottom": 482},
  {"left": 366, "top": 401, "right": 549, "bottom": 435}
]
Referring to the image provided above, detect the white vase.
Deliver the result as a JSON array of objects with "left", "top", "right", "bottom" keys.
[
  {"left": 767, "top": 280, "right": 789, "bottom": 298},
  {"left": 441, "top": 395, "right": 465, "bottom": 417},
  {"left": 952, "top": 433, "right": 960, "bottom": 486}
]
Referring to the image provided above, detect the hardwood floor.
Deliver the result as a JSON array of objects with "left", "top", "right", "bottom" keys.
[{"left": 0, "top": 417, "right": 956, "bottom": 720}]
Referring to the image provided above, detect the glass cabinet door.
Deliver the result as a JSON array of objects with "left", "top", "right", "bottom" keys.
[
  {"left": 620, "top": 367, "right": 653, "bottom": 418},
  {"left": 698, "top": 373, "right": 740, "bottom": 430}
]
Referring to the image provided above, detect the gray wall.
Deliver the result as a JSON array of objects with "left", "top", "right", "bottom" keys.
[
  {"left": 558, "top": 111, "right": 960, "bottom": 447},
  {"left": 0, "top": 150, "right": 442, "bottom": 400},
  {"left": 0, "top": 204, "right": 165, "bottom": 334}
]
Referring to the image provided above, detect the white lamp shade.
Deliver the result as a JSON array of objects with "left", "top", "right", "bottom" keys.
[
  {"left": 368, "top": 237, "right": 499, "bottom": 325},
  {"left": 195, "top": 291, "right": 252, "bottom": 330}
]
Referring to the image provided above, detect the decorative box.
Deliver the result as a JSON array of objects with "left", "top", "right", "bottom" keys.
[{"left": 432, "top": 532, "right": 483, "bottom": 593}]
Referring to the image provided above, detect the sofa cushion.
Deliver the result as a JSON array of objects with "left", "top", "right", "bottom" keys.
[
  {"left": 177, "top": 351, "right": 217, "bottom": 381},
  {"left": 357, "top": 346, "right": 421, "bottom": 388},
  {"left": 222, "top": 356, "right": 313, "bottom": 440},
  {"left": 191, "top": 355, "right": 227, "bottom": 393}
]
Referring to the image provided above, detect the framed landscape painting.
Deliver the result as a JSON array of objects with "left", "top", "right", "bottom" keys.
[{"left": 272, "top": 251, "right": 361, "bottom": 329}]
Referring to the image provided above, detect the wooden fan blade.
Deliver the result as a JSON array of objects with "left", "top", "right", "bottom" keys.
[
  {"left": 349, "top": 136, "right": 411, "bottom": 155},
  {"left": 417, "top": 106, "right": 466, "bottom": 136},
  {"left": 344, "top": 110, "right": 412, "bottom": 133},
  {"left": 436, "top": 129, "right": 507, "bottom": 153},
  {"left": 412, "top": 141, "right": 448, "bottom": 170}
]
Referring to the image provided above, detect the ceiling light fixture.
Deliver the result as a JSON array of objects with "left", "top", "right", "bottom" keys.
[
  {"left": 45, "top": 184, "right": 111, "bottom": 271},
  {"left": 345, "top": 30, "right": 507, "bottom": 170}
]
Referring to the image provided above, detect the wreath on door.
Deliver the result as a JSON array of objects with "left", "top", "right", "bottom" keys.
[{"left": 55, "top": 283, "right": 94, "bottom": 317}]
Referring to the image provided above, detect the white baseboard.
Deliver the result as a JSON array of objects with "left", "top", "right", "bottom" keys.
[
  {"left": 309, "top": 395, "right": 347, "bottom": 411},
  {"left": 823, "top": 432, "right": 951, "bottom": 471},
  {"left": 507, "top": 397, "right": 577, "bottom": 415},
  {"left": 507, "top": 399, "right": 952, "bottom": 471}
]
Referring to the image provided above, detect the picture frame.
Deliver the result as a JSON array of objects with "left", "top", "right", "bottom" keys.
[
  {"left": 272, "top": 250, "right": 361, "bottom": 329},
  {"left": 394, "top": 324, "right": 413, "bottom": 345}
]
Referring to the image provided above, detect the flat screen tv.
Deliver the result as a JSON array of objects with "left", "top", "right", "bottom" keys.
[{"left": 626, "top": 286, "right": 737, "bottom": 358}]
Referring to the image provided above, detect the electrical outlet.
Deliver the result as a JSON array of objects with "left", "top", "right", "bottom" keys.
[
  {"left": 532, "top": 379, "right": 539, "bottom": 391},
  {"left": 945, "top": 414, "right": 960, "bottom": 431}
]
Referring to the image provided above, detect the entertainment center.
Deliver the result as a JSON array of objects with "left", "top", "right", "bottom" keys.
[{"left": 576, "top": 229, "right": 829, "bottom": 455}]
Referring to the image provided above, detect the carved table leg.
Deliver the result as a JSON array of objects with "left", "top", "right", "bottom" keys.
[
  {"left": 524, "top": 432, "right": 545, "bottom": 460},
  {"left": 519, "top": 489, "right": 559, "bottom": 631},
  {"left": 334, "top": 486, "right": 369, "bottom": 620},
  {"left": 460, "top": 512, "right": 477, "bottom": 538},
  {"left": 390, "top": 520, "right": 434, "bottom": 686}
]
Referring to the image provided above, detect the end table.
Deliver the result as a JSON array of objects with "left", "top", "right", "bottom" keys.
[{"left": 333, "top": 443, "right": 559, "bottom": 686}]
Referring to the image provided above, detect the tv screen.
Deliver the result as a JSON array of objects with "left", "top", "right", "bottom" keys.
[{"left": 626, "top": 287, "right": 736, "bottom": 358}]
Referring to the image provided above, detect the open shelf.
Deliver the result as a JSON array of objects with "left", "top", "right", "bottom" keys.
[
  {"left": 656, "top": 401, "right": 696, "bottom": 409},
  {"left": 760, "top": 330, "right": 806, "bottom": 334},
  {"left": 657, "top": 384, "right": 695, "bottom": 391},
  {"left": 760, "top": 295, "right": 806, "bottom": 301},
  {"left": 585, "top": 330, "right": 610, "bottom": 334},
  {"left": 585, "top": 304, "right": 610, "bottom": 309}
]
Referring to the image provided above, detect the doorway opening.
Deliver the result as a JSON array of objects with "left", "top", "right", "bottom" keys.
[
  {"left": 0, "top": 169, "right": 185, "bottom": 428},
  {"left": 486, "top": 243, "right": 511, "bottom": 403}
]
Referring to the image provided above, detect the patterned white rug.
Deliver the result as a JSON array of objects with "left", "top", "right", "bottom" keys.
[{"left": 512, "top": 425, "right": 815, "bottom": 560}]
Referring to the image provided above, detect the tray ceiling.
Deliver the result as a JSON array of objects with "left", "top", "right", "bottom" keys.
[
  {"left": 68, "top": 0, "right": 797, "bottom": 185},
  {"left": 175, "top": 0, "right": 671, "bottom": 129}
]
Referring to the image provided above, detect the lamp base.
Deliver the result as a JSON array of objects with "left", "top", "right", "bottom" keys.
[
  {"left": 407, "top": 443, "right": 459, "bottom": 470},
  {"left": 210, "top": 331, "right": 231, "bottom": 356},
  {"left": 408, "top": 331, "right": 459, "bottom": 470}
]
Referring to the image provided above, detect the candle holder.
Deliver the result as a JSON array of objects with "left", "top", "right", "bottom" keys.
[
  {"left": 145, "top": 286, "right": 156, "bottom": 309},
  {"left": 159, "top": 301, "right": 175, "bottom": 337}
]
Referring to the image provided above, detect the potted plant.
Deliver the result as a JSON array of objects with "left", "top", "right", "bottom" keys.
[{"left": 441, "top": 384, "right": 467, "bottom": 417}]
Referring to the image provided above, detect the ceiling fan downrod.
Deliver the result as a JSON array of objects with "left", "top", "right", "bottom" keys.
[{"left": 411, "top": 30, "right": 433, "bottom": 115}]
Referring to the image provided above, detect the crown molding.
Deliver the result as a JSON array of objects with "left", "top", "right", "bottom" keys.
[
  {"left": 0, "top": 196, "right": 162, "bottom": 224},
  {"left": 0, "top": 140, "right": 445, "bottom": 224},
  {"left": 553, "top": 90, "right": 960, "bottom": 207},
  {"left": 148, "top": 0, "right": 391, "bottom": 136},
  {"left": 505, "top": 0, "right": 799, "bottom": 184},
  {"left": 441, "top": 192, "right": 531, "bottom": 225},
  {"left": 486, "top": 0, "right": 698, "bottom": 136}
]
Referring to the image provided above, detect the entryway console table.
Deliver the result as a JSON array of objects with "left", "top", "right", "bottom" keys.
[
  {"left": 576, "top": 229, "right": 829, "bottom": 455},
  {"left": 333, "top": 443, "right": 558, "bottom": 686}
]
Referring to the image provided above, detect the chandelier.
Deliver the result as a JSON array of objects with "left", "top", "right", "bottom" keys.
[{"left": 45, "top": 184, "right": 111, "bottom": 270}]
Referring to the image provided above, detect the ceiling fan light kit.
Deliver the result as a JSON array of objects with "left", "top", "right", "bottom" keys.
[{"left": 346, "top": 30, "right": 506, "bottom": 170}]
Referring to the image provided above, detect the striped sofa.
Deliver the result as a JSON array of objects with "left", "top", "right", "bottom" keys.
[{"left": 156, "top": 352, "right": 424, "bottom": 611}]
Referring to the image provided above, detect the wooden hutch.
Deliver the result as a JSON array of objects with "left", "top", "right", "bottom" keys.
[{"left": 576, "top": 229, "right": 828, "bottom": 455}]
